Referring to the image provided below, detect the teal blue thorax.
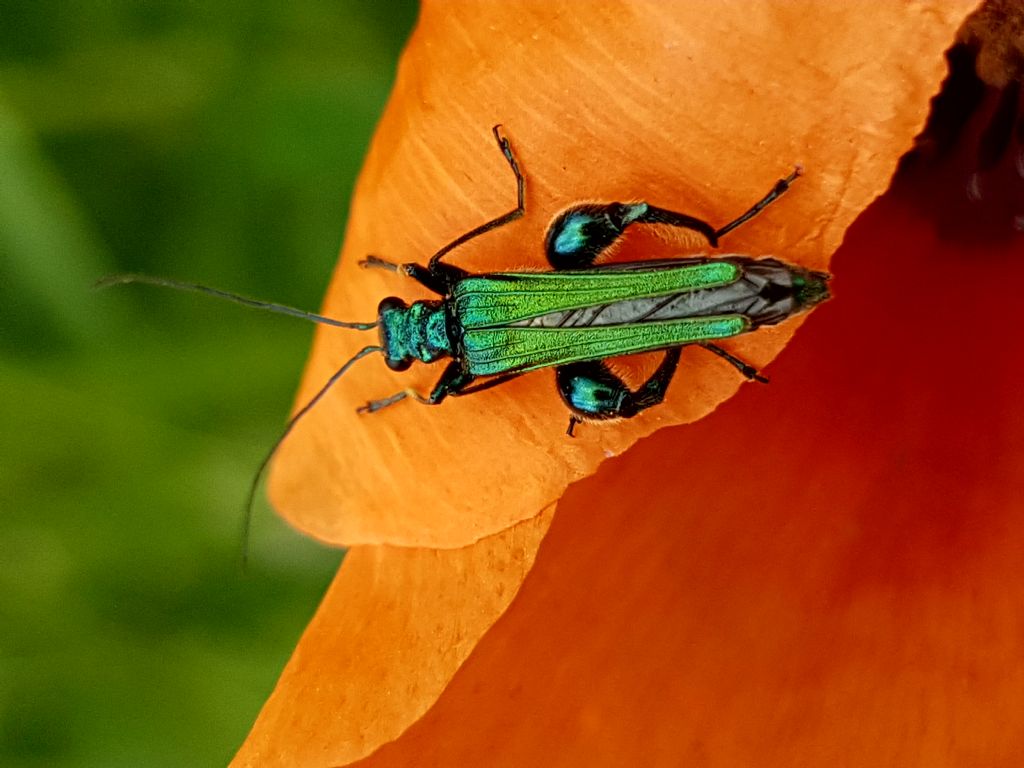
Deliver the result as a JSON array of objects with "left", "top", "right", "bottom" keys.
[{"left": 377, "top": 298, "right": 452, "bottom": 371}]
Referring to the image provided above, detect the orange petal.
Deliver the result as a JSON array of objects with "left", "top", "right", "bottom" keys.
[
  {"left": 340, "top": 159, "right": 1024, "bottom": 765},
  {"left": 268, "top": 1, "right": 972, "bottom": 548},
  {"left": 231, "top": 508, "right": 552, "bottom": 767}
]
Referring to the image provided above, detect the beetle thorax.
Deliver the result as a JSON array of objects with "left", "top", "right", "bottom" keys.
[{"left": 377, "top": 297, "right": 452, "bottom": 371}]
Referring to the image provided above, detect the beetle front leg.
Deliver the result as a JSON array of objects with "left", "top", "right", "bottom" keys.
[
  {"left": 424, "top": 362, "right": 475, "bottom": 404},
  {"left": 359, "top": 255, "right": 464, "bottom": 296},
  {"left": 556, "top": 349, "right": 682, "bottom": 434},
  {"left": 357, "top": 388, "right": 427, "bottom": 414},
  {"left": 357, "top": 361, "right": 473, "bottom": 414}
]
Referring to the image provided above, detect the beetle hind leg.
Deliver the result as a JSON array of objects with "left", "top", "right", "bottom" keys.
[
  {"left": 545, "top": 203, "right": 718, "bottom": 270},
  {"left": 556, "top": 349, "right": 682, "bottom": 435},
  {"left": 544, "top": 167, "right": 803, "bottom": 270}
]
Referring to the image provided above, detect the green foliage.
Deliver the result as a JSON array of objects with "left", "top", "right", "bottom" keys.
[{"left": 0, "top": 2, "right": 417, "bottom": 765}]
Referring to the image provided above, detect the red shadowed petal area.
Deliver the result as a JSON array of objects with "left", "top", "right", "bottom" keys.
[
  {"left": 342, "top": 183, "right": 1024, "bottom": 760},
  {"left": 267, "top": 1, "right": 974, "bottom": 548}
]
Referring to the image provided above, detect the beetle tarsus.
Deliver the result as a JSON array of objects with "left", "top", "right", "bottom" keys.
[
  {"left": 700, "top": 343, "right": 768, "bottom": 383},
  {"left": 714, "top": 168, "right": 802, "bottom": 240},
  {"left": 358, "top": 388, "right": 436, "bottom": 415},
  {"left": 360, "top": 255, "right": 401, "bottom": 271}
]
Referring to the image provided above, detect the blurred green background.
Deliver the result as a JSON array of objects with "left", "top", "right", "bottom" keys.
[{"left": 0, "top": 2, "right": 417, "bottom": 765}]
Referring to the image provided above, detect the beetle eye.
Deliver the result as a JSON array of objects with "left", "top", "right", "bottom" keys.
[{"left": 377, "top": 296, "right": 408, "bottom": 313}]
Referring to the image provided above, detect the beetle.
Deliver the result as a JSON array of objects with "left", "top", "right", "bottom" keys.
[
  {"left": 100, "top": 125, "right": 830, "bottom": 542},
  {"left": 104, "top": 125, "right": 828, "bottom": 435},
  {"left": 353, "top": 126, "right": 829, "bottom": 436}
]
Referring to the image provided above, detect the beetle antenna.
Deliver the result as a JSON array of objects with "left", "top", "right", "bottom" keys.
[
  {"left": 95, "top": 274, "right": 378, "bottom": 330},
  {"left": 241, "top": 344, "right": 383, "bottom": 570}
]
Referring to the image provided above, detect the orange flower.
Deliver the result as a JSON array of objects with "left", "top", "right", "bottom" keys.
[
  {"left": 234, "top": 2, "right": 996, "bottom": 765},
  {"left": 337, "top": 181, "right": 1024, "bottom": 767}
]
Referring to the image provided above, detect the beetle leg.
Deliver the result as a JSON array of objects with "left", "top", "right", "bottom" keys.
[
  {"left": 450, "top": 371, "right": 524, "bottom": 397},
  {"left": 556, "top": 349, "right": 682, "bottom": 427},
  {"left": 545, "top": 203, "right": 718, "bottom": 270},
  {"left": 360, "top": 255, "right": 463, "bottom": 296},
  {"left": 359, "top": 255, "right": 402, "bottom": 272},
  {"left": 424, "top": 362, "right": 476, "bottom": 404},
  {"left": 357, "top": 361, "right": 475, "bottom": 414},
  {"left": 699, "top": 343, "right": 769, "bottom": 383},
  {"left": 714, "top": 167, "right": 802, "bottom": 239},
  {"left": 356, "top": 389, "right": 426, "bottom": 414},
  {"left": 545, "top": 168, "right": 802, "bottom": 270},
  {"left": 425, "top": 125, "right": 526, "bottom": 275}
]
